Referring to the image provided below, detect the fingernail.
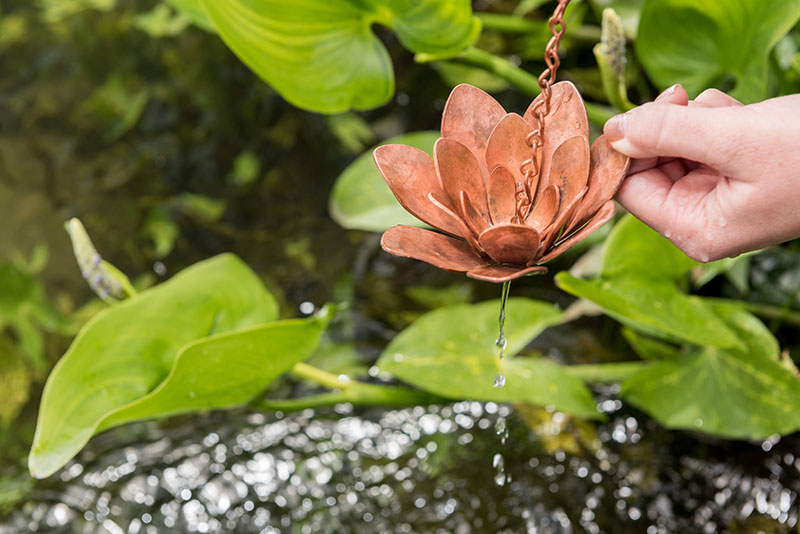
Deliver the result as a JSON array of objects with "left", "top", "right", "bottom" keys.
[
  {"left": 654, "top": 84, "right": 680, "bottom": 102},
  {"left": 604, "top": 111, "right": 629, "bottom": 141}
]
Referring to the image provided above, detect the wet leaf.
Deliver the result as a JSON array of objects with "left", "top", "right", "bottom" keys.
[
  {"left": 29, "top": 254, "right": 287, "bottom": 478},
  {"left": 329, "top": 131, "right": 438, "bottom": 232},
  {"left": 377, "top": 299, "right": 599, "bottom": 419},
  {"left": 200, "top": 0, "right": 480, "bottom": 113},
  {"left": 556, "top": 215, "right": 740, "bottom": 348},
  {"left": 622, "top": 303, "right": 798, "bottom": 439},
  {"left": 636, "top": 0, "right": 800, "bottom": 102}
]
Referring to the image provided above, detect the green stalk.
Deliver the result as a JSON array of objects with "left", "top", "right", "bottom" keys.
[
  {"left": 562, "top": 361, "right": 648, "bottom": 383},
  {"left": 476, "top": 12, "right": 602, "bottom": 43},
  {"left": 290, "top": 362, "right": 349, "bottom": 390},
  {"left": 436, "top": 47, "right": 616, "bottom": 125}
]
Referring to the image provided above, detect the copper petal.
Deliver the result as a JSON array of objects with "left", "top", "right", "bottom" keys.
[
  {"left": 526, "top": 184, "right": 560, "bottom": 231},
  {"left": 459, "top": 191, "right": 490, "bottom": 237},
  {"left": 539, "top": 186, "right": 587, "bottom": 255},
  {"left": 545, "top": 135, "right": 590, "bottom": 208},
  {"left": 523, "top": 82, "right": 589, "bottom": 199},
  {"left": 487, "top": 165, "right": 518, "bottom": 225},
  {"left": 485, "top": 113, "right": 532, "bottom": 182},
  {"left": 467, "top": 264, "right": 548, "bottom": 283},
  {"left": 427, "top": 193, "right": 485, "bottom": 254},
  {"left": 441, "top": 84, "right": 506, "bottom": 175},
  {"left": 478, "top": 223, "right": 541, "bottom": 265},
  {"left": 566, "top": 134, "right": 630, "bottom": 234},
  {"left": 374, "top": 144, "right": 469, "bottom": 238},
  {"left": 435, "top": 138, "right": 491, "bottom": 223},
  {"left": 381, "top": 225, "right": 485, "bottom": 272},
  {"left": 538, "top": 201, "right": 616, "bottom": 263}
]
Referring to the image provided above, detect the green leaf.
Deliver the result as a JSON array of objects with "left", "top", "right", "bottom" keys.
[
  {"left": 557, "top": 274, "right": 740, "bottom": 348},
  {"left": 622, "top": 328, "right": 680, "bottom": 361},
  {"left": 377, "top": 298, "right": 599, "bottom": 418},
  {"left": 200, "top": 0, "right": 480, "bottom": 113},
  {"left": 329, "top": 131, "right": 438, "bottom": 232},
  {"left": 99, "top": 317, "right": 328, "bottom": 430},
  {"left": 164, "top": 0, "right": 215, "bottom": 32},
  {"left": 29, "top": 254, "right": 281, "bottom": 478},
  {"left": 636, "top": 0, "right": 800, "bottom": 102},
  {"left": 622, "top": 304, "right": 797, "bottom": 439},
  {"left": 601, "top": 215, "right": 697, "bottom": 280},
  {"left": 555, "top": 216, "right": 740, "bottom": 348}
]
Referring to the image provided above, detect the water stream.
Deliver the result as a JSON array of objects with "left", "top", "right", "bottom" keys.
[{"left": 493, "top": 281, "right": 511, "bottom": 389}]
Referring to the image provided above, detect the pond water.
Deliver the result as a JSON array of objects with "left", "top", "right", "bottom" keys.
[{"left": 2, "top": 390, "right": 798, "bottom": 533}]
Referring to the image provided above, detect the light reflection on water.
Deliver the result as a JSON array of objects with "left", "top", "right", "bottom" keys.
[{"left": 1, "top": 391, "right": 798, "bottom": 534}]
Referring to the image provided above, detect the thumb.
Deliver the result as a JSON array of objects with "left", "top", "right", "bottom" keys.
[{"left": 603, "top": 101, "right": 743, "bottom": 172}]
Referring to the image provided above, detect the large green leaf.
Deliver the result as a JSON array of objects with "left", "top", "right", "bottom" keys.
[
  {"left": 622, "top": 302, "right": 798, "bottom": 439},
  {"left": 29, "top": 254, "right": 291, "bottom": 478},
  {"left": 557, "top": 274, "right": 740, "bottom": 348},
  {"left": 636, "top": 0, "right": 800, "bottom": 102},
  {"left": 556, "top": 216, "right": 740, "bottom": 348},
  {"left": 329, "top": 131, "right": 438, "bottom": 232},
  {"left": 200, "top": 0, "right": 480, "bottom": 113},
  {"left": 377, "top": 298, "right": 599, "bottom": 418}
]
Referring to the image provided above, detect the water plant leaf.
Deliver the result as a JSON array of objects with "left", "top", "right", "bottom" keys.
[
  {"left": 29, "top": 254, "right": 286, "bottom": 478},
  {"left": 330, "top": 131, "right": 439, "bottom": 232},
  {"left": 200, "top": 0, "right": 480, "bottom": 113},
  {"left": 377, "top": 298, "right": 599, "bottom": 419},
  {"left": 556, "top": 215, "right": 740, "bottom": 348},
  {"left": 636, "top": 0, "right": 800, "bottom": 102},
  {"left": 622, "top": 303, "right": 796, "bottom": 439}
]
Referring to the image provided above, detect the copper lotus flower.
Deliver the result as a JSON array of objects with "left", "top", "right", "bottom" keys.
[{"left": 375, "top": 82, "right": 630, "bottom": 283}]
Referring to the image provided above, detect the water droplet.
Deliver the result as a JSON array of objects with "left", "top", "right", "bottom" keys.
[
  {"left": 393, "top": 354, "right": 404, "bottom": 363},
  {"left": 492, "top": 453, "right": 506, "bottom": 486},
  {"left": 189, "top": 391, "right": 196, "bottom": 399},
  {"left": 493, "top": 373, "right": 506, "bottom": 388},
  {"left": 663, "top": 230, "right": 672, "bottom": 238},
  {"left": 495, "top": 416, "right": 509, "bottom": 445},
  {"left": 694, "top": 418, "right": 703, "bottom": 427},
  {"left": 718, "top": 217, "right": 727, "bottom": 228}
]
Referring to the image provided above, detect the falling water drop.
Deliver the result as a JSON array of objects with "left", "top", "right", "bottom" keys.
[
  {"left": 492, "top": 453, "right": 507, "bottom": 486},
  {"left": 495, "top": 416, "right": 509, "bottom": 446},
  {"left": 494, "top": 281, "right": 511, "bottom": 389}
]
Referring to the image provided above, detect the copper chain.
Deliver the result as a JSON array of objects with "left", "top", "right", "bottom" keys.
[{"left": 515, "top": 0, "right": 571, "bottom": 222}]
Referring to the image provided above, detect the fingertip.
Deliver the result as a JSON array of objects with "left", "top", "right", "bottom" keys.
[{"left": 654, "top": 83, "right": 689, "bottom": 105}]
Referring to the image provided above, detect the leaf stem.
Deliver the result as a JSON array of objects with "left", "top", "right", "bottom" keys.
[
  {"left": 476, "top": 13, "right": 601, "bottom": 42},
  {"left": 444, "top": 47, "right": 616, "bottom": 125},
  {"left": 563, "top": 361, "right": 648, "bottom": 383},
  {"left": 290, "top": 362, "right": 350, "bottom": 390}
]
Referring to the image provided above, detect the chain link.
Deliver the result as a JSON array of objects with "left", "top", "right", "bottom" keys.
[{"left": 515, "top": 0, "right": 570, "bottom": 222}]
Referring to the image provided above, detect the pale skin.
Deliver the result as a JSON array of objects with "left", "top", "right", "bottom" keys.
[{"left": 603, "top": 84, "right": 800, "bottom": 262}]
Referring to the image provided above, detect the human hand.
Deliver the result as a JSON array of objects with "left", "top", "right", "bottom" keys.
[{"left": 604, "top": 84, "right": 800, "bottom": 262}]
